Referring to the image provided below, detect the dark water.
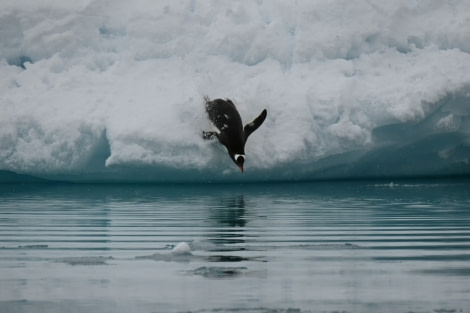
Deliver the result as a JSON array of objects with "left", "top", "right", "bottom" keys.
[{"left": 1, "top": 179, "right": 469, "bottom": 313}]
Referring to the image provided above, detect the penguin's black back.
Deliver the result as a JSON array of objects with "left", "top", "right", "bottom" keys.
[{"left": 205, "top": 99, "right": 244, "bottom": 151}]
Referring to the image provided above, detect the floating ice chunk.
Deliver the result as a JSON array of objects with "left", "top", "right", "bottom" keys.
[
  {"left": 136, "top": 242, "right": 193, "bottom": 261},
  {"left": 172, "top": 242, "right": 191, "bottom": 256}
]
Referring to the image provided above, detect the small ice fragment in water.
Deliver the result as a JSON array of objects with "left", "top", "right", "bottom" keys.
[{"left": 172, "top": 242, "right": 191, "bottom": 256}]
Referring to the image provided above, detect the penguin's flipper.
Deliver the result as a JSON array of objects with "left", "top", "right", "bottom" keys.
[
  {"left": 244, "top": 109, "right": 267, "bottom": 142},
  {"left": 202, "top": 131, "right": 218, "bottom": 141}
]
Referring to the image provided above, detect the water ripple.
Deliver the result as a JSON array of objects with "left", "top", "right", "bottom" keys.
[{"left": 1, "top": 181, "right": 469, "bottom": 313}]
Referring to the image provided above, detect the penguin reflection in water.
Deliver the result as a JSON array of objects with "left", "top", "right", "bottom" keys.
[{"left": 202, "top": 96, "right": 267, "bottom": 172}]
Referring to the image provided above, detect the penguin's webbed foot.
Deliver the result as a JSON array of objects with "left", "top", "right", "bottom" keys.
[{"left": 202, "top": 131, "right": 218, "bottom": 140}]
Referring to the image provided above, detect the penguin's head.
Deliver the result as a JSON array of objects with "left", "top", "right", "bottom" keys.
[{"left": 233, "top": 153, "right": 245, "bottom": 172}]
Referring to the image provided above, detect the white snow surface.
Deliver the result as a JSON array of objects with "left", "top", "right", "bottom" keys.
[{"left": 1, "top": 0, "right": 470, "bottom": 182}]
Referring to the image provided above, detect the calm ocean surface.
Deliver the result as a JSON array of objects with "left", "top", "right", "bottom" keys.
[{"left": 0, "top": 179, "right": 469, "bottom": 313}]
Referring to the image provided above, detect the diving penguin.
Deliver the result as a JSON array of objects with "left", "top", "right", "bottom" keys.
[{"left": 202, "top": 96, "right": 267, "bottom": 172}]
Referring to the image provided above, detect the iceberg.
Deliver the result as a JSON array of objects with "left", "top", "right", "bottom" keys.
[{"left": 1, "top": 1, "right": 469, "bottom": 183}]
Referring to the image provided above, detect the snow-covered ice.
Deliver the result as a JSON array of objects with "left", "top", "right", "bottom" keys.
[{"left": 1, "top": 0, "right": 469, "bottom": 182}]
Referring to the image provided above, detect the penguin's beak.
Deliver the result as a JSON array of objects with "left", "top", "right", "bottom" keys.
[{"left": 238, "top": 164, "right": 244, "bottom": 173}]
